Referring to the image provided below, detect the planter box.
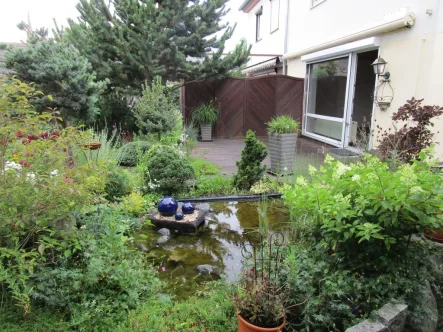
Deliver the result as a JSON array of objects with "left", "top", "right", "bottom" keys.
[
  {"left": 268, "top": 133, "right": 297, "bottom": 175},
  {"left": 200, "top": 124, "right": 213, "bottom": 142}
]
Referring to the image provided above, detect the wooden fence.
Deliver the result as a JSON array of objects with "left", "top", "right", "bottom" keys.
[{"left": 182, "top": 75, "right": 304, "bottom": 137}]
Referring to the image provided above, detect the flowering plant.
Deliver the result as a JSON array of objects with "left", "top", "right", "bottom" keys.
[{"left": 283, "top": 151, "right": 443, "bottom": 254}]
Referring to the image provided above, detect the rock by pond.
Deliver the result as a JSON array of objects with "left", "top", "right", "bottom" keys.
[
  {"left": 156, "top": 235, "right": 170, "bottom": 245},
  {"left": 196, "top": 264, "right": 221, "bottom": 276},
  {"left": 136, "top": 243, "right": 149, "bottom": 253},
  {"left": 158, "top": 228, "right": 170, "bottom": 236}
]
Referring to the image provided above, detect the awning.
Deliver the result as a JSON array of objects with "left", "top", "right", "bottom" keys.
[{"left": 242, "top": 57, "right": 282, "bottom": 75}]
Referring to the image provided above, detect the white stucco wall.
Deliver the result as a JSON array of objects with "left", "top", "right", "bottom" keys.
[
  {"left": 242, "top": 0, "right": 287, "bottom": 66},
  {"left": 285, "top": 0, "right": 443, "bottom": 158}
]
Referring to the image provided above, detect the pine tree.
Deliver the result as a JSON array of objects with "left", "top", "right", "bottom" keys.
[
  {"left": 5, "top": 24, "right": 107, "bottom": 124},
  {"left": 63, "top": 0, "right": 250, "bottom": 95}
]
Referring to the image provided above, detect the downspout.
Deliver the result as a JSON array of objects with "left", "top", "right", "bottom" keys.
[{"left": 282, "top": 0, "right": 290, "bottom": 75}]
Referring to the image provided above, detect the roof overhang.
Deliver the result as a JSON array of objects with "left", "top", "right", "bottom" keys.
[{"left": 239, "top": 0, "right": 261, "bottom": 13}]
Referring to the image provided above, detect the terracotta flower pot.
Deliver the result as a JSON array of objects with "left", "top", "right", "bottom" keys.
[
  {"left": 424, "top": 228, "right": 443, "bottom": 243},
  {"left": 237, "top": 313, "right": 285, "bottom": 332}
]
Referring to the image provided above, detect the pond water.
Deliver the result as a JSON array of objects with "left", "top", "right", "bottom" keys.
[{"left": 136, "top": 199, "right": 290, "bottom": 300}]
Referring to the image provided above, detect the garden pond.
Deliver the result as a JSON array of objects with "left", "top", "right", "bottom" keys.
[{"left": 135, "top": 199, "right": 289, "bottom": 300}]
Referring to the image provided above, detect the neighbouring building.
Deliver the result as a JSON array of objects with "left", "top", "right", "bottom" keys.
[
  {"left": 239, "top": 0, "right": 288, "bottom": 76},
  {"left": 239, "top": 0, "right": 443, "bottom": 158}
]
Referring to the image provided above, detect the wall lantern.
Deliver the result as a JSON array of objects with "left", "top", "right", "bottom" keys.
[{"left": 371, "top": 57, "right": 394, "bottom": 111}]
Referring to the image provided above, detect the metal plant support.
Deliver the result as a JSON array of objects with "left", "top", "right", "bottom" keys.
[{"left": 240, "top": 231, "right": 290, "bottom": 284}]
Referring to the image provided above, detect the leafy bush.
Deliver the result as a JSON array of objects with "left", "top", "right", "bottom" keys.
[
  {"left": 191, "top": 101, "right": 219, "bottom": 126},
  {"left": 133, "top": 76, "right": 178, "bottom": 139},
  {"left": 190, "top": 157, "right": 220, "bottom": 177},
  {"left": 117, "top": 281, "right": 236, "bottom": 332},
  {"left": 104, "top": 166, "right": 132, "bottom": 201},
  {"left": 284, "top": 243, "right": 434, "bottom": 329},
  {"left": 121, "top": 192, "right": 146, "bottom": 216},
  {"left": 30, "top": 209, "right": 162, "bottom": 328},
  {"left": 119, "top": 141, "right": 151, "bottom": 167},
  {"left": 145, "top": 145, "right": 194, "bottom": 195},
  {"left": 187, "top": 175, "right": 234, "bottom": 197},
  {"left": 233, "top": 130, "right": 267, "bottom": 190},
  {"left": 0, "top": 78, "right": 107, "bottom": 312},
  {"left": 283, "top": 152, "right": 443, "bottom": 256},
  {"left": 377, "top": 98, "right": 443, "bottom": 164},
  {"left": 250, "top": 177, "right": 281, "bottom": 194},
  {"left": 266, "top": 115, "right": 299, "bottom": 134}
]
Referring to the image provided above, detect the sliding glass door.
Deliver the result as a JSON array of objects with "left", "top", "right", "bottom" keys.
[{"left": 304, "top": 56, "right": 351, "bottom": 146}]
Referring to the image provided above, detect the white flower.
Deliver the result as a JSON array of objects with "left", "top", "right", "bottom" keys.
[
  {"left": 26, "top": 172, "right": 36, "bottom": 182},
  {"left": 283, "top": 167, "right": 288, "bottom": 173},
  {"left": 4, "top": 161, "right": 22, "bottom": 172},
  {"left": 351, "top": 174, "right": 361, "bottom": 182},
  {"left": 296, "top": 176, "right": 308, "bottom": 187},
  {"left": 50, "top": 169, "right": 59, "bottom": 177},
  {"left": 335, "top": 163, "right": 351, "bottom": 177}
]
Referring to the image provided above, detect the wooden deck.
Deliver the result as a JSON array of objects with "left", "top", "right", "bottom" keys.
[{"left": 191, "top": 136, "right": 331, "bottom": 175}]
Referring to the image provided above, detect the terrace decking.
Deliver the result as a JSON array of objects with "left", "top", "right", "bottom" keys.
[{"left": 192, "top": 137, "right": 331, "bottom": 174}]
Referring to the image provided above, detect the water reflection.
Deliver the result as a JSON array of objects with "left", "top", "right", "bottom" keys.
[{"left": 137, "top": 200, "right": 289, "bottom": 300}]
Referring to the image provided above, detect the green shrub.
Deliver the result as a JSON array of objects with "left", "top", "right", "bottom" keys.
[
  {"left": 250, "top": 177, "right": 281, "bottom": 194},
  {"left": 233, "top": 130, "right": 267, "bottom": 190},
  {"left": 190, "top": 157, "right": 220, "bottom": 177},
  {"left": 187, "top": 175, "right": 234, "bottom": 197},
  {"left": 266, "top": 115, "right": 299, "bottom": 134},
  {"left": 117, "top": 281, "right": 236, "bottom": 332},
  {"left": 104, "top": 166, "right": 132, "bottom": 201},
  {"left": 283, "top": 152, "right": 443, "bottom": 255},
  {"left": 284, "top": 243, "right": 434, "bottom": 329},
  {"left": 119, "top": 141, "right": 151, "bottom": 166},
  {"left": 191, "top": 101, "right": 219, "bottom": 126},
  {"left": 145, "top": 145, "right": 194, "bottom": 195},
  {"left": 29, "top": 209, "right": 162, "bottom": 328},
  {"left": 132, "top": 76, "right": 178, "bottom": 140}
]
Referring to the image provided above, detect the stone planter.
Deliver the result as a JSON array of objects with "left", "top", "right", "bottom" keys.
[
  {"left": 268, "top": 133, "right": 297, "bottom": 175},
  {"left": 200, "top": 123, "right": 213, "bottom": 141}
]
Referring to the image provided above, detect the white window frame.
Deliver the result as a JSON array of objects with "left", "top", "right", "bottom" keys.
[
  {"left": 256, "top": 7, "right": 263, "bottom": 42},
  {"left": 311, "top": 0, "right": 326, "bottom": 9},
  {"left": 270, "top": 0, "right": 280, "bottom": 33}
]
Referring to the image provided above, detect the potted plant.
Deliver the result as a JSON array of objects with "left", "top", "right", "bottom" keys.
[
  {"left": 266, "top": 115, "right": 299, "bottom": 175},
  {"left": 192, "top": 101, "right": 219, "bottom": 141},
  {"left": 233, "top": 268, "right": 288, "bottom": 331}
]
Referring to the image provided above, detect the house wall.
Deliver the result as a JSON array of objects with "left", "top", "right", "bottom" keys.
[
  {"left": 285, "top": 0, "right": 443, "bottom": 158},
  {"left": 242, "top": 0, "right": 287, "bottom": 66}
]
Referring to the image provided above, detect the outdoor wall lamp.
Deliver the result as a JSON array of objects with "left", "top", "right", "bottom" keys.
[{"left": 371, "top": 57, "right": 394, "bottom": 111}]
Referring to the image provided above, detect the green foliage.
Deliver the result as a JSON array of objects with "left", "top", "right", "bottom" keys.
[
  {"left": 145, "top": 145, "right": 194, "bottom": 195},
  {"left": 284, "top": 243, "right": 435, "bottom": 329},
  {"left": 233, "top": 130, "right": 268, "bottom": 190},
  {"left": 266, "top": 115, "right": 300, "bottom": 134},
  {"left": 283, "top": 153, "right": 443, "bottom": 255},
  {"left": 30, "top": 209, "right": 162, "bottom": 328},
  {"left": 118, "top": 141, "right": 151, "bottom": 167},
  {"left": 190, "top": 157, "right": 220, "bottom": 177},
  {"left": 133, "top": 77, "right": 179, "bottom": 139},
  {"left": 120, "top": 192, "right": 149, "bottom": 217},
  {"left": 117, "top": 281, "right": 236, "bottom": 332},
  {"left": 104, "top": 166, "right": 132, "bottom": 201},
  {"left": 191, "top": 102, "right": 219, "bottom": 126},
  {"left": 187, "top": 175, "right": 235, "bottom": 197},
  {"left": 75, "top": 128, "right": 122, "bottom": 166},
  {"left": 250, "top": 177, "right": 281, "bottom": 194},
  {"left": 4, "top": 27, "right": 107, "bottom": 124},
  {"left": 0, "top": 78, "right": 107, "bottom": 312},
  {"left": 63, "top": 0, "right": 250, "bottom": 94},
  {"left": 96, "top": 93, "right": 137, "bottom": 134}
]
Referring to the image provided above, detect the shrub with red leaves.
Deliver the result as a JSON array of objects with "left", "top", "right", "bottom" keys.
[{"left": 377, "top": 98, "right": 443, "bottom": 163}]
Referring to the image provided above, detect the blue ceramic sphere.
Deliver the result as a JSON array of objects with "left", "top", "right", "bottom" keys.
[
  {"left": 175, "top": 212, "right": 184, "bottom": 220},
  {"left": 182, "top": 202, "right": 195, "bottom": 214},
  {"left": 158, "top": 196, "right": 178, "bottom": 217}
]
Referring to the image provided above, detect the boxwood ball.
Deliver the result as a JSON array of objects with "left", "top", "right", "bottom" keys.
[
  {"left": 158, "top": 196, "right": 178, "bottom": 217},
  {"left": 175, "top": 212, "right": 184, "bottom": 220},
  {"left": 182, "top": 202, "right": 195, "bottom": 214}
]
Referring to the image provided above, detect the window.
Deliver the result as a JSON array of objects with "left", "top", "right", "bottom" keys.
[
  {"left": 311, "top": 0, "right": 326, "bottom": 8},
  {"left": 256, "top": 7, "right": 262, "bottom": 41},
  {"left": 270, "top": 0, "right": 279, "bottom": 32}
]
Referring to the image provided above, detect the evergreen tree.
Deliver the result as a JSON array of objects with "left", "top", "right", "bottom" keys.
[
  {"left": 5, "top": 23, "right": 107, "bottom": 124},
  {"left": 63, "top": 0, "right": 250, "bottom": 95}
]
